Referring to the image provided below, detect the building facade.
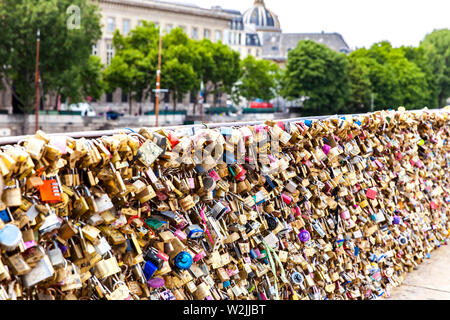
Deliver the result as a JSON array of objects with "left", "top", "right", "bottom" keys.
[
  {"left": 0, "top": 0, "right": 351, "bottom": 113},
  {"left": 94, "top": 0, "right": 236, "bottom": 113}
]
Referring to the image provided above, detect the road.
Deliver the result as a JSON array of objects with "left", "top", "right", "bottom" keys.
[{"left": 385, "top": 243, "right": 450, "bottom": 300}]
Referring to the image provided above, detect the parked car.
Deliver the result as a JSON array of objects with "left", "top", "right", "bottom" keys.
[
  {"left": 249, "top": 101, "right": 274, "bottom": 109},
  {"left": 60, "top": 102, "right": 96, "bottom": 116},
  {"left": 105, "top": 110, "right": 122, "bottom": 120}
]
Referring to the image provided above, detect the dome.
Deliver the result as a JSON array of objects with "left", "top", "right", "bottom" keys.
[{"left": 243, "top": 0, "right": 281, "bottom": 30}]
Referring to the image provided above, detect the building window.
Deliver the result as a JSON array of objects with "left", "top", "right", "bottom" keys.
[
  {"left": 233, "top": 32, "right": 237, "bottom": 44},
  {"left": 137, "top": 20, "right": 143, "bottom": 27},
  {"left": 166, "top": 24, "right": 172, "bottom": 33},
  {"left": 238, "top": 33, "right": 241, "bottom": 45},
  {"left": 106, "top": 43, "right": 114, "bottom": 66},
  {"left": 255, "top": 49, "right": 259, "bottom": 57},
  {"left": 192, "top": 27, "right": 198, "bottom": 39},
  {"left": 215, "top": 30, "right": 222, "bottom": 42},
  {"left": 179, "top": 25, "right": 186, "bottom": 33},
  {"left": 92, "top": 43, "right": 98, "bottom": 56},
  {"left": 122, "top": 92, "right": 128, "bottom": 103},
  {"left": 106, "top": 92, "right": 113, "bottom": 103},
  {"left": 107, "top": 17, "right": 115, "bottom": 32},
  {"left": 154, "top": 22, "right": 160, "bottom": 29},
  {"left": 123, "top": 19, "right": 130, "bottom": 35},
  {"left": 248, "top": 48, "right": 251, "bottom": 55},
  {"left": 190, "top": 91, "right": 196, "bottom": 103},
  {"left": 227, "top": 31, "right": 232, "bottom": 44},
  {"left": 204, "top": 29, "right": 210, "bottom": 39}
]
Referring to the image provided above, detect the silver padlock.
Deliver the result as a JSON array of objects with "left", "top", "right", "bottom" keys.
[
  {"left": 312, "top": 220, "right": 326, "bottom": 238},
  {"left": 94, "top": 193, "right": 114, "bottom": 214},
  {"left": 285, "top": 180, "right": 298, "bottom": 193},
  {"left": 47, "top": 241, "right": 65, "bottom": 268},
  {"left": 211, "top": 201, "right": 227, "bottom": 220},
  {"left": 22, "top": 255, "right": 55, "bottom": 288},
  {"left": 87, "top": 213, "right": 105, "bottom": 226},
  {"left": 95, "top": 237, "right": 112, "bottom": 256},
  {"left": 38, "top": 212, "right": 61, "bottom": 235},
  {"left": 263, "top": 232, "right": 279, "bottom": 249}
]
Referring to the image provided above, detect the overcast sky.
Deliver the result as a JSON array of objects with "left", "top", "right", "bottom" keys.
[{"left": 164, "top": 0, "right": 450, "bottom": 49}]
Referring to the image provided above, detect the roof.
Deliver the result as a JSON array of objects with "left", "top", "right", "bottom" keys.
[
  {"left": 99, "top": 0, "right": 234, "bottom": 21},
  {"left": 242, "top": 0, "right": 280, "bottom": 30},
  {"left": 262, "top": 32, "right": 351, "bottom": 60}
]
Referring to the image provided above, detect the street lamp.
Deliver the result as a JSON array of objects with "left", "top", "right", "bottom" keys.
[{"left": 35, "top": 28, "right": 40, "bottom": 132}]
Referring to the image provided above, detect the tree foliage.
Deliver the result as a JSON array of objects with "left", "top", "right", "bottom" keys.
[
  {"left": 160, "top": 28, "right": 197, "bottom": 110},
  {"left": 237, "top": 55, "right": 280, "bottom": 103},
  {"left": 103, "top": 21, "right": 159, "bottom": 113},
  {"left": 420, "top": 29, "right": 450, "bottom": 108},
  {"left": 194, "top": 39, "right": 241, "bottom": 106},
  {"left": 350, "top": 42, "right": 432, "bottom": 110},
  {"left": 280, "top": 40, "right": 351, "bottom": 115},
  {"left": 0, "top": 0, "right": 102, "bottom": 112}
]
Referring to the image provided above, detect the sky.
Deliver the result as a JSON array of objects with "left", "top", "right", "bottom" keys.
[{"left": 163, "top": 0, "right": 450, "bottom": 49}]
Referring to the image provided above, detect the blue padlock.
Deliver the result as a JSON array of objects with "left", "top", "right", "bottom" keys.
[
  {"left": 304, "top": 120, "right": 312, "bottom": 127},
  {"left": 174, "top": 251, "right": 193, "bottom": 270},
  {"left": 143, "top": 260, "right": 158, "bottom": 280},
  {"left": 249, "top": 249, "right": 257, "bottom": 260},
  {"left": 0, "top": 210, "right": 11, "bottom": 223},
  {"left": 223, "top": 280, "right": 231, "bottom": 288},
  {"left": 185, "top": 224, "right": 204, "bottom": 239}
]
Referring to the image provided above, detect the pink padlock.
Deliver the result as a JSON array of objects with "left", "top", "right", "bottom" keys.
[
  {"left": 157, "top": 251, "right": 169, "bottom": 261},
  {"left": 173, "top": 229, "right": 187, "bottom": 241},
  {"left": 293, "top": 206, "right": 302, "bottom": 217},
  {"left": 322, "top": 144, "right": 331, "bottom": 155},
  {"left": 193, "top": 250, "right": 206, "bottom": 262},
  {"left": 208, "top": 170, "right": 220, "bottom": 182},
  {"left": 267, "top": 154, "right": 276, "bottom": 163},
  {"left": 188, "top": 178, "right": 196, "bottom": 189},
  {"left": 340, "top": 210, "right": 351, "bottom": 220},
  {"left": 281, "top": 193, "right": 292, "bottom": 205},
  {"left": 374, "top": 159, "right": 383, "bottom": 169},
  {"left": 226, "top": 268, "right": 239, "bottom": 277},
  {"left": 23, "top": 240, "right": 37, "bottom": 250}
]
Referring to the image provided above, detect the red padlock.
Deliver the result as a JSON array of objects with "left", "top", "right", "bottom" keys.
[{"left": 366, "top": 188, "right": 377, "bottom": 200}]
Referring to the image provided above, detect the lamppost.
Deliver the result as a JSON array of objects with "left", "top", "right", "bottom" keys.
[{"left": 35, "top": 28, "right": 40, "bottom": 132}]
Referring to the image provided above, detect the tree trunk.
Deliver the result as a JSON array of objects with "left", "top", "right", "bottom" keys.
[
  {"left": 172, "top": 92, "right": 177, "bottom": 112},
  {"left": 213, "top": 85, "right": 218, "bottom": 107},
  {"left": 193, "top": 98, "right": 197, "bottom": 116},
  {"left": 438, "top": 91, "right": 445, "bottom": 109},
  {"left": 128, "top": 93, "right": 132, "bottom": 115},
  {"left": 54, "top": 90, "right": 60, "bottom": 110}
]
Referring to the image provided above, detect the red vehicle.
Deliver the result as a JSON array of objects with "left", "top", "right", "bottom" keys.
[{"left": 250, "top": 101, "right": 274, "bottom": 108}]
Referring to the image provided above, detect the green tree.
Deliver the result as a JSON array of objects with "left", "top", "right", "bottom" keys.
[
  {"left": 281, "top": 40, "right": 351, "bottom": 115},
  {"left": 103, "top": 21, "right": 159, "bottom": 114},
  {"left": 160, "top": 28, "right": 197, "bottom": 111},
  {"left": 238, "top": 55, "right": 280, "bottom": 103},
  {"left": 195, "top": 39, "right": 240, "bottom": 106},
  {"left": 420, "top": 29, "right": 450, "bottom": 108},
  {"left": 54, "top": 55, "right": 105, "bottom": 108},
  {"left": 350, "top": 42, "right": 432, "bottom": 110},
  {"left": 0, "top": 0, "right": 102, "bottom": 113},
  {"left": 348, "top": 56, "right": 372, "bottom": 112}
]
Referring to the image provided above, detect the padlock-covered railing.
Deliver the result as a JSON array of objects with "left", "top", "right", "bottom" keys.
[{"left": 0, "top": 108, "right": 448, "bottom": 300}]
